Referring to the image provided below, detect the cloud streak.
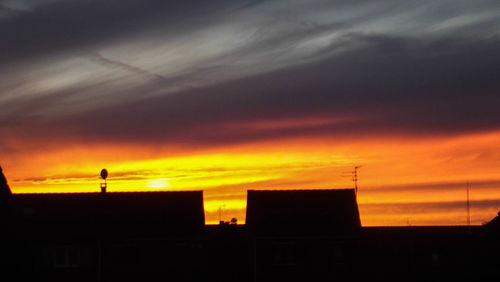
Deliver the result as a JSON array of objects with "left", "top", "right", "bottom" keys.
[{"left": 2, "top": 32, "right": 500, "bottom": 151}]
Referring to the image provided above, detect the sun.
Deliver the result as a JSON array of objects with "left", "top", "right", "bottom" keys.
[{"left": 146, "top": 178, "right": 170, "bottom": 189}]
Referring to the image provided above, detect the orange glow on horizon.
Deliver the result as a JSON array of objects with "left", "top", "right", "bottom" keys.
[{"left": 3, "top": 130, "right": 500, "bottom": 226}]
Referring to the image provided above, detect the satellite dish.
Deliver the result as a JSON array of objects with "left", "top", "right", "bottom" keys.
[{"left": 100, "top": 168, "right": 108, "bottom": 180}]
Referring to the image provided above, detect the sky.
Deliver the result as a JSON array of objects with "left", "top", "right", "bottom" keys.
[{"left": 1, "top": 0, "right": 500, "bottom": 225}]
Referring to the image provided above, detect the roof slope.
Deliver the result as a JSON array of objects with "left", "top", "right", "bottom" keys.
[{"left": 246, "top": 189, "right": 361, "bottom": 235}]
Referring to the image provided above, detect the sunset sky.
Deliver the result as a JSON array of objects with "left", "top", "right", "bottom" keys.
[{"left": 1, "top": 0, "right": 500, "bottom": 225}]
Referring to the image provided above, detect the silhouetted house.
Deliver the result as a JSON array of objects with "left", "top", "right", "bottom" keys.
[
  {"left": 0, "top": 166, "right": 12, "bottom": 204},
  {"left": 0, "top": 167, "right": 12, "bottom": 277},
  {"left": 246, "top": 189, "right": 360, "bottom": 281},
  {"left": 7, "top": 191, "right": 205, "bottom": 281}
]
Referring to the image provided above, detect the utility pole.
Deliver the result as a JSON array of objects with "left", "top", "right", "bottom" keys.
[{"left": 467, "top": 181, "right": 471, "bottom": 227}]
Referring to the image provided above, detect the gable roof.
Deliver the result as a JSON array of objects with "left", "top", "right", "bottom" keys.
[
  {"left": 246, "top": 189, "right": 361, "bottom": 235},
  {"left": 11, "top": 191, "right": 205, "bottom": 237}
]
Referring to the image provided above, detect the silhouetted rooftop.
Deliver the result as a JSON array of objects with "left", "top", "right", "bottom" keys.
[
  {"left": 246, "top": 189, "right": 361, "bottom": 236},
  {"left": 11, "top": 191, "right": 205, "bottom": 237},
  {"left": 0, "top": 166, "right": 12, "bottom": 199},
  {"left": 485, "top": 211, "right": 500, "bottom": 230}
]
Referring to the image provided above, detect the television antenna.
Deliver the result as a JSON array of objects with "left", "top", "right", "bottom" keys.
[
  {"left": 100, "top": 168, "right": 108, "bottom": 193},
  {"left": 340, "top": 165, "right": 362, "bottom": 194},
  {"left": 352, "top": 166, "right": 361, "bottom": 194}
]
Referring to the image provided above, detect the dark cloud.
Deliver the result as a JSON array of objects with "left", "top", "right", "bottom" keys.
[
  {"left": 4, "top": 33, "right": 497, "bottom": 148},
  {"left": 22, "top": 177, "right": 47, "bottom": 182},
  {"left": 0, "top": 0, "right": 499, "bottom": 151},
  {"left": 0, "top": 0, "right": 239, "bottom": 65},
  {"left": 367, "top": 179, "right": 500, "bottom": 193},
  {"left": 361, "top": 199, "right": 500, "bottom": 215}
]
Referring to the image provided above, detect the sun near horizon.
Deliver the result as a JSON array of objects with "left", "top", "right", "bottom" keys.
[{"left": 4, "top": 130, "right": 500, "bottom": 226}]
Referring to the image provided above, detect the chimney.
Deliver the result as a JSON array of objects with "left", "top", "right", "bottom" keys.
[{"left": 100, "top": 183, "right": 107, "bottom": 194}]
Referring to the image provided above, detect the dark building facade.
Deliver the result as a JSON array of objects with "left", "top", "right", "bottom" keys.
[
  {"left": 247, "top": 189, "right": 361, "bottom": 281},
  {"left": 4, "top": 190, "right": 207, "bottom": 281},
  {"left": 1, "top": 168, "right": 499, "bottom": 281}
]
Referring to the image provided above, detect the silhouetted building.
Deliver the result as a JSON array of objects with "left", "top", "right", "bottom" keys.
[
  {"left": 6, "top": 190, "right": 205, "bottom": 281},
  {"left": 1, "top": 168, "right": 500, "bottom": 281},
  {"left": 246, "top": 189, "right": 360, "bottom": 236},
  {"left": 0, "top": 166, "right": 12, "bottom": 202},
  {"left": 0, "top": 166, "right": 13, "bottom": 277},
  {"left": 246, "top": 189, "right": 360, "bottom": 281},
  {"left": 485, "top": 211, "right": 500, "bottom": 230},
  {"left": 12, "top": 191, "right": 204, "bottom": 237}
]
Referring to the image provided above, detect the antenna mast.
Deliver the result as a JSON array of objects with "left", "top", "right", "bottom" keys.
[
  {"left": 466, "top": 181, "right": 470, "bottom": 227},
  {"left": 353, "top": 166, "right": 360, "bottom": 194}
]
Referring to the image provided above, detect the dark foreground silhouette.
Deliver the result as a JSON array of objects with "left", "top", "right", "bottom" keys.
[{"left": 1, "top": 167, "right": 499, "bottom": 281}]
